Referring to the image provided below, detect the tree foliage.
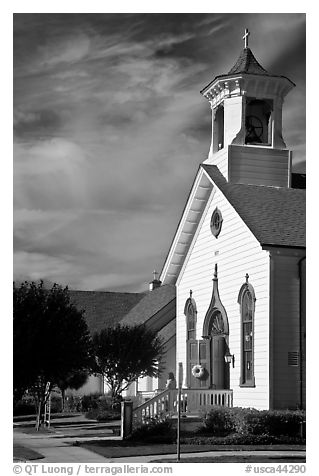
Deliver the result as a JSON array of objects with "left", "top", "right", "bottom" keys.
[
  {"left": 13, "top": 281, "right": 93, "bottom": 427},
  {"left": 92, "top": 324, "right": 164, "bottom": 401}
]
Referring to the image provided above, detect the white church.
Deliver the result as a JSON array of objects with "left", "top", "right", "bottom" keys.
[{"left": 71, "top": 30, "right": 305, "bottom": 416}]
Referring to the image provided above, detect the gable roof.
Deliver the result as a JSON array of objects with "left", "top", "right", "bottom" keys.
[
  {"left": 202, "top": 164, "right": 306, "bottom": 248},
  {"left": 120, "top": 284, "right": 176, "bottom": 327},
  {"left": 69, "top": 290, "right": 144, "bottom": 334}
]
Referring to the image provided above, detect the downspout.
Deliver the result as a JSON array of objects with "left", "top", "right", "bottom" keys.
[{"left": 298, "top": 256, "right": 306, "bottom": 410}]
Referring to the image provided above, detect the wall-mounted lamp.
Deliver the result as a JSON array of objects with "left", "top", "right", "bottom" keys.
[{"left": 224, "top": 349, "right": 235, "bottom": 368}]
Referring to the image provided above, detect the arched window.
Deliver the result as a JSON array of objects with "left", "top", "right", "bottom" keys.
[
  {"left": 184, "top": 291, "right": 197, "bottom": 340},
  {"left": 238, "top": 274, "right": 256, "bottom": 387}
]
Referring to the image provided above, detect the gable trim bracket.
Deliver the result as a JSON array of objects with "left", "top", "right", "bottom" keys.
[{"left": 160, "top": 167, "right": 214, "bottom": 285}]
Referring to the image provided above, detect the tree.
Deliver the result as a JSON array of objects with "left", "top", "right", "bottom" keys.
[
  {"left": 13, "top": 281, "right": 93, "bottom": 430},
  {"left": 57, "top": 370, "right": 89, "bottom": 412},
  {"left": 92, "top": 324, "right": 164, "bottom": 403}
]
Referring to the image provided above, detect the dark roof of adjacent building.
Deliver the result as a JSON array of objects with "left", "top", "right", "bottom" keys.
[
  {"left": 120, "top": 284, "right": 176, "bottom": 327},
  {"left": 202, "top": 164, "right": 306, "bottom": 248},
  {"left": 228, "top": 47, "right": 269, "bottom": 75},
  {"left": 69, "top": 290, "right": 144, "bottom": 334}
]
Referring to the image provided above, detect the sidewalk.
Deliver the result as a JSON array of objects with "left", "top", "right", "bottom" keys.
[{"left": 14, "top": 429, "right": 113, "bottom": 463}]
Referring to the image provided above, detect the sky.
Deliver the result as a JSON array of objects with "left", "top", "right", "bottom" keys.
[{"left": 13, "top": 12, "right": 306, "bottom": 293}]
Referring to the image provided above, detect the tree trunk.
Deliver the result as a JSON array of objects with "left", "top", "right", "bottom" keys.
[
  {"left": 61, "top": 389, "right": 66, "bottom": 412},
  {"left": 35, "top": 400, "right": 42, "bottom": 431}
]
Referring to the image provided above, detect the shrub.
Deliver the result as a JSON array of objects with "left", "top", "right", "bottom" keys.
[
  {"left": 96, "top": 410, "right": 121, "bottom": 421},
  {"left": 232, "top": 408, "right": 305, "bottom": 437},
  {"left": 232, "top": 407, "right": 265, "bottom": 436},
  {"left": 13, "top": 396, "right": 36, "bottom": 416},
  {"left": 50, "top": 394, "right": 63, "bottom": 413},
  {"left": 81, "top": 393, "right": 102, "bottom": 412},
  {"left": 201, "top": 406, "right": 236, "bottom": 436},
  {"left": 130, "top": 418, "right": 176, "bottom": 444},
  {"left": 260, "top": 410, "right": 305, "bottom": 437},
  {"left": 201, "top": 407, "right": 305, "bottom": 439},
  {"left": 84, "top": 394, "right": 121, "bottom": 421},
  {"left": 182, "top": 433, "right": 305, "bottom": 445},
  {"left": 64, "top": 395, "right": 83, "bottom": 412},
  {"left": 13, "top": 393, "right": 63, "bottom": 415}
]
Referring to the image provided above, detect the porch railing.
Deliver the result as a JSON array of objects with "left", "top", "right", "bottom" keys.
[{"left": 133, "top": 388, "right": 233, "bottom": 425}]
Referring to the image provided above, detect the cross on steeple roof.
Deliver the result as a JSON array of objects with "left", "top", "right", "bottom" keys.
[{"left": 243, "top": 28, "right": 250, "bottom": 48}]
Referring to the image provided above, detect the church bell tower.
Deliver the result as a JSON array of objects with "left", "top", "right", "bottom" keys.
[{"left": 201, "top": 29, "right": 295, "bottom": 187}]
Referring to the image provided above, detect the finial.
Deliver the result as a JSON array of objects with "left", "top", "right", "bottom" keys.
[
  {"left": 213, "top": 263, "right": 218, "bottom": 280},
  {"left": 245, "top": 273, "right": 249, "bottom": 283},
  {"left": 243, "top": 28, "right": 250, "bottom": 48},
  {"left": 190, "top": 289, "right": 193, "bottom": 298},
  {"left": 153, "top": 270, "right": 158, "bottom": 281}
]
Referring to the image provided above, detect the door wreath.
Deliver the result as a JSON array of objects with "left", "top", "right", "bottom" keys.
[{"left": 192, "top": 364, "right": 205, "bottom": 379}]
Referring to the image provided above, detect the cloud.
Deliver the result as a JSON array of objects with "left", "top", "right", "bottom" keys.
[
  {"left": 14, "top": 139, "right": 90, "bottom": 210},
  {"left": 14, "top": 138, "right": 87, "bottom": 175},
  {"left": 14, "top": 251, "right": 76, "bottom": 285},
  {"left": 39, "top": 35, "right": 91, "bottom": 66}
]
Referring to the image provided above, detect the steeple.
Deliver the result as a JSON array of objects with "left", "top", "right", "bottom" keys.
[{"left": 201, "top": 29, "right": 295, "bottom": 188}]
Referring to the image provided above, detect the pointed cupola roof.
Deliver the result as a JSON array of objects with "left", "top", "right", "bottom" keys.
[
  {"left": 200, "top": 29, "right": 295, "bottom": 96},
  {"left": 227, "top": 47, "right": 269, "bottom": 76}
]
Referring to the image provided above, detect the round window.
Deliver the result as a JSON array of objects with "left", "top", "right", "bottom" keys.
[{"left": 210, "top": 207, "right": 223, "bottom": 238}]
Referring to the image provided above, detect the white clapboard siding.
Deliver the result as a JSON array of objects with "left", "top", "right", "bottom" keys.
[
  {"left": 228, "top": 145, "right": 290, "bottom": 187},
  {"left": 204, "top": 147, "right": 229, "bottom": 179},
  {"left": 176, "top": 183, "right": 270, "bottom": 409}
]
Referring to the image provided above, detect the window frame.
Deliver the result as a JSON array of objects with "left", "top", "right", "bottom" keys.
[
  {"left": 184, "top": 294, "right": 197, "bottom": 341},
  {"left": 238, "top": 279, "right": 256, "bottom": 387}
]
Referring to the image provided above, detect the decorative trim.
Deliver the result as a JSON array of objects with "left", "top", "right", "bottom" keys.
[
  {"left": 184, "top": 289, "right": 197, "bottom": 316},
  {"left": 202, "top": 264, "right": 229, "bottom": 338},
  {"left": 237, "top": 273, "right": 256, "bottom": 306},
  {"left": 239, "top": 378, "right": 256, "bottom": 388},
  {"left": 238, "top": 273, "right": 256, "bottom": 386},
  {"left": 184, "top": 290, "right": 197, "bottom": 340}
]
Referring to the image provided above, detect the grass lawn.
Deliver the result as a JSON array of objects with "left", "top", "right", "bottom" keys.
[
  {"left": 79, "top": 440, "right": 305, "bottom": 459},
  {"left": 15, "top": 427, "right": 56, "bottom": 435},
  {"left": 151, "top": 455, "right": 306, "bottom": 463},
  {"left": 13, "top": 445, "right": 44, "bottom": 462}
]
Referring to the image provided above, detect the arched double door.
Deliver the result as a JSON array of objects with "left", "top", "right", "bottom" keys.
[
  {"left": 187, "top": 311, "right": 230, "bottom": 390},
  {"left": 186, "top": 265, "right": 230, "bottom": 390}
]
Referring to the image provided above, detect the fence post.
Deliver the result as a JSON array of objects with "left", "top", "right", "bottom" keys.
[{"left": 121, "top": 401, "right": 133, "bottom": 439}]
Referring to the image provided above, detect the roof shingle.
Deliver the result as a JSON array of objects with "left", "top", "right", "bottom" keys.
[
  {"left": 158, "top": 318, "right": 176, "bottom": 343},
  {"left": 228, "top": 47, "right": 269, "bottom": 76},
  {"left": 120, "top": 284, "right": 176, "bottom": 327},
  {"left": 69, "top": 290, "right": 144, "bottom": 334},
  {"left": 202, "top": 164, "right": 305, "bottom": 248}
]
